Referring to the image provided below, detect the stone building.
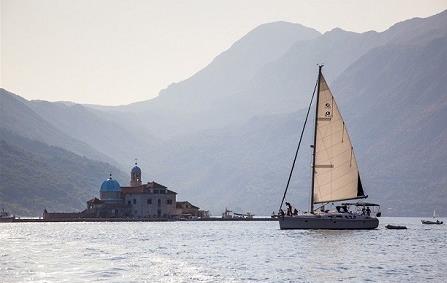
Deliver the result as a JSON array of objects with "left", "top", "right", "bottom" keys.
[
  {"left": 176, "top": 201, "right": 209, "bottom": 219},
  {"left": 85, "top": 162, "right": 177, "bottom": 218},
  {"left": 43, "top": 161, "right": 206, "bottom": 220},
  {"left": 121, "top": 181, "right": 177, "bottom": 218}
]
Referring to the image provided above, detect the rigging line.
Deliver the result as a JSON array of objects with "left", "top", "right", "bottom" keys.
[
  {"left": 279, "top": 77, "right": 319, "bottom": 212},
  {"left": 314, "top": 202, "right": 329, "bottom": 211}
]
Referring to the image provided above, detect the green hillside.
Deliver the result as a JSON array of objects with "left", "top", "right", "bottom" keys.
[{"left": 0, "top": 129, "right": 127, "bottom": 216}]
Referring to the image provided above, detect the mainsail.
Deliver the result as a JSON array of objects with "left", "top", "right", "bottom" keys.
[{"left": 313, "top": 73, "right": 365, "bottom": 204}]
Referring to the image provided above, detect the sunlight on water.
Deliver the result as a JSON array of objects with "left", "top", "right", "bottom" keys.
[{"left": 1, "top": 218, "right": 446, "bottom": 282}]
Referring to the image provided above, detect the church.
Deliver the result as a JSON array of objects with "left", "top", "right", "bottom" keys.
[
  {"left": 84, "top": 162, "right": 178, "bottom": 218},
  {"left": 43, "top": 161, "right": 197, "bottom": 220}
]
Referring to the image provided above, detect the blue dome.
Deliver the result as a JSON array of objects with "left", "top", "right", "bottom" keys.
[
  {"left": 131, "top": 165, "right": 141, "bottom": 174},
  {"left": 100, "top": 176, "right": 121, "bottom": 192}
]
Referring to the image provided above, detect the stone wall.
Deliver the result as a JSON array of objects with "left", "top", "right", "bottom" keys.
[{"left": 124, "top": 192, "right": 176, "bottom": 218}]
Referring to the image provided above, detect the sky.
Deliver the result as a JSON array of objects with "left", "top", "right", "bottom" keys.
[{"left": 1, "top": 0, "right": 447, "bottom": 106}]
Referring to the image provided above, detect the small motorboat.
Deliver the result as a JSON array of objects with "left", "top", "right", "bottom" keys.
[
  {"left": 421, "top": 220, "right": 443, "bottom": 225},
  {"left": 222, "top": 208, "right": 254, "bottom": 219},
  {"left": 385, "top": 224, "right": 407, "bottom": 229},
  {"left": 0, "top": 208, "right": 15, "bottom": 222}
]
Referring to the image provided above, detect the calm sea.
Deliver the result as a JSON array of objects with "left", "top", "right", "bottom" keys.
[{"left": 1, "top": 217, "right": 446, "bottom": 282}]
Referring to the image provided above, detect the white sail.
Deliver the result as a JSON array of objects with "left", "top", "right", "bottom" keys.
[{"left": 313, "top": 74, "right": 365, "bottom": 203}]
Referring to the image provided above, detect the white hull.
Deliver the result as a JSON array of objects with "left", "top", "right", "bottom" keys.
[{"left": 279, "top": 213, "right": 379, "bottom": 230}]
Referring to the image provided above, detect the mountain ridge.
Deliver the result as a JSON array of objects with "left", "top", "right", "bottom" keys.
[
  {"left": 0, "top": 89, "right": 117, "bottom": 165},
  {"left": 2, "top": 10, "right": 447, "bottom": 216}
]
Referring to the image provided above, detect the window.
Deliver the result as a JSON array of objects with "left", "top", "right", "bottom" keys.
[
  {"left": 147, "top": 199, "right": 152, "bottom": 205},
  {"left": 154, "top": 190, "right": 159, "bottom": 194},
  {"left": 158, "top": 199, "right": 161, "bottom": 206},
  {"left": 167, "top": 199, "right": 172, "bottom": 205},
  {"left": 133, "top": 199, "right": 137, "bottom": 205},
  {"left": 128, "top": 200, "right": 131, "bottom": 205}
]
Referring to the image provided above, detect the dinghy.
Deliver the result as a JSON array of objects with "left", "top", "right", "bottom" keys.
[
  {"left": 421, "top": 220, "right": 443, "bottom": 224},
  {"left": 385, "top": 224, "right": 407, "bottom": 230}
]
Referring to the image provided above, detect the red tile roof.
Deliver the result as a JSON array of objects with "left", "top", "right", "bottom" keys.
[{"left": 121, "top": 181, "right": 176, "bottom": 195}]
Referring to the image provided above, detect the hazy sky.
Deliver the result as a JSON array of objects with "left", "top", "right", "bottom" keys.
[{"left": 1, "top": 0, "right": 446, "bottom": 105}]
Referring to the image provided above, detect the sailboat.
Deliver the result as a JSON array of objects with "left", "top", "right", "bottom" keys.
[
  {"left": 278, "top": 65, "right": 380, "bottom": 230},
  {"left": 421, "top": 210, "right": 443, "bottom": 224}
]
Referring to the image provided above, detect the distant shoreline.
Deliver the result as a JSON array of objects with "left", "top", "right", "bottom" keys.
[{"left": 2, "top": 217, "right": 277, "bottom": 223}]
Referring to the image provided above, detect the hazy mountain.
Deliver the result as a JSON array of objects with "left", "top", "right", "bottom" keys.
[
  {"left": 100, "top": 22, "right": 320, "bottom": 112},
  {"left": 144, "top": 29, "right": 447, "bottom": 216},
  {"left": 0, "top": 128, "right": 127, "bottom": 216},
  {"left": 332, "top": 34, "right": 447, "bottom": 216},
  {"left": 136, "top": 10, "right": 447, "bottom": 216},
  {"left": 141, "top": 110, "right": 314, "bottom": 215},
  {"left": 87, "top": 11, "right": 447, "bottom": 140},
  {"left": 26, "top": 100, "right": 162, "bottom": 169},
  {"left": 3, "top": 10, "right": 447, "bottom": 216},
  {"left": 86, "top": 22, "right": 321, "bottom": 137},
  {"left": 0, "top": 89, "right": 115, "bottom": 165},
  {"left": 233, "top": 9, "right": 447, "bottom": 118},
  {"left": 379, "top": 10, "right": 447, "bottom": 45}
]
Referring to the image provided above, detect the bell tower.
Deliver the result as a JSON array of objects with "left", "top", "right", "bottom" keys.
[{"left": 130, "top": 159, "right": 142, "bottom": 187}]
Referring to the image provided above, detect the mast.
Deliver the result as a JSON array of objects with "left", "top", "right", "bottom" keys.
[
  {"left": 310, "top": 65, "right": 323, "bottom": 213},
  {"left": 278, "top": 75, "right": 319, "bottom": 212}
]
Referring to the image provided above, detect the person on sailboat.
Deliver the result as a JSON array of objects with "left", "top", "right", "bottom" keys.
[
  {"left": 285, "top": 202, "right": 293, "bottom": 216},
  {"left": 279, "top": 209, "right": 285, "bottom": 217},
  {"left": 366, "top": 207, "right": 371, "bottom": 216},
  {"left": 293, "top": 208, "right": 298, "bottom": 215}
]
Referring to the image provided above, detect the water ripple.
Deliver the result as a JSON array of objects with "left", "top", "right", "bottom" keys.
[{"left": 1, "top": 218, "right": 447, "bottom": 282}]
